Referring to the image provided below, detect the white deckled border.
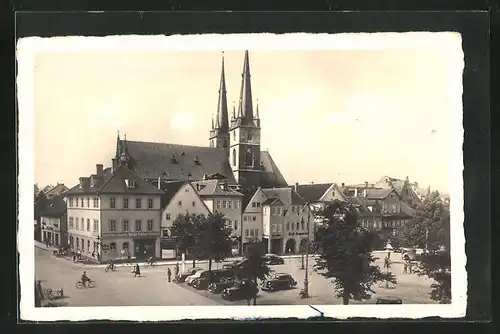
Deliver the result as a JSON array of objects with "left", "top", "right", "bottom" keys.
[{"left": 17, "top": 32, "right": 466, "bottom": 321}]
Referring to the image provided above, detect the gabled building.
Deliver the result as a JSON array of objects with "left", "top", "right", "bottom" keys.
[
  {"left": 260, "top": 187, "right": 310, "bottom": 255},
  {"left": 110, "top": 51, "right": 288, "bottom": 191},
  {"left": 39, "top": 195, "right": 68, "bottom": 248},
  {"left": 295, "top": 182, "right": 347, "bottom": 213},
  {"left": 192, "top": 179, "right": 244, "bottom": 253},
  {"left": 64, "top": 162, "right": 164, "bottom": 263},
  {"left": 376, "top": 176, "right": 423, "bottom": 209},
  {"left": 159, "top": 180, "right": 211, "bottom": 259},
  {"left": 44, "top": 183, "right": 69, "bottom": 198}
]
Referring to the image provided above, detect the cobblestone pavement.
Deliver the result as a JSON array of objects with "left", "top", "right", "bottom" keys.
[
  {"left": 176, "top": 254, "right": 436, "bottom": 305},
  {"left": 36, "top": 246, "right": 435, "bottom": 306},
  {"left": 35, "top": 247, "right": 220, "bottom": 306}
]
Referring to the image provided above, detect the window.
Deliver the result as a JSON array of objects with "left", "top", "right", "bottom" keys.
[
  {"left": 245, "top": 229, "right": 249, "bottom": 237},
  {"left": 306, "top": 222, "right": 309, "bottom": 230},
  {"left": 192, "top": 201, "right": 196, "bottom": 207},
  {"left": 222, "top": 200, "right": 227, "bottom": 208},
  {"left": 247, "top": 132, "right": 252, "bottom": 140},
  {"left": 87, "top": 219, "right": 90, "bottom": 231},
  {"left": 163, "top": 229, "right": 169, "bottom": 237},
  {"left": 291, "top": 222, "right": 294, "bottom": 230},
  {"left": 292, "top": 206, "right": 295, "bottom": 212},
  {"left": 256, "top": 202, "right": 260, "bottom": 207},
  {"left": 233, "top": 131, "right": 236, "bottom": 141},
  {"left": 81, "top": 198, "right": 84, "bottom": 207},
  {"left": 148, "top": 198, "right": 154, "bottom": 209},
  {"left": 234, "top": 220, "right": 238, "bottom": 230},
  {"left": 232, "top": 149, "right": 236, "bottom": 166},
  {"left": 69, "top": 198, "right": 73, "bottom": 207},
  {"left": 75, "top": 218, "right": 79, "bottom": 230},
  {"left": 135, "top": 220, "right": 142, "bottom": 231},
  {"left": 252, "top": 202, "right": 256, "bottom": 208},
  {"left": 122, "top": 242, "right": 129, "bottom": 251},
  {"left": 286, "top": 222, "right": 290, "bottom": 230},
  {"left": 110, "top": 220, "right": 116, "bottom": 232},
  {"left": 123, "top": 220, "right": 129, "bottom": 232},
  {"left": 301, "top": 221, "right": 305, "bottom": 230},
  {"left": 75, "top": 198, "right": 79, "bottom": 207},
  {"left": 228, "top": 201, "right": 232, "bottom": 209},
  {"left": 126, "top": 179, "right": 136, "bottom": 188},
  {"left": 250, "top": 229, "right": 254, "bottom": 237},
  {"left": 392, "top": 204, "right": 397, "bottom": 212},
  {"left": 235, "top": 200, "right": 240, "bottom": 209},
  {"left": 93, "top": 197, "right": 99, "bottom": 208},
  {"left": 123, "top": 198, "right": 129, "bottom": 209},
  {"left": 81, "top": 239, "right": 85, "bottom": 251},
  {"left": 110, "top": 197, "right": 116, "bottom": 208},
  {"left": 69, "top": 217, "right": 74, "bottom": 229},
  {"left": 296, "top": 222, "right": 300, "bottom": 230},
  {"left": 216, "top": 201, "right": 221, "bottom": 209},
  {"left": 277, "top": 224, "right": 282, "bottom": 233},
  {"left": 263, "top": 207, "right": 267, "bottom": 214},
  {"left": 110, "top": 242, "right": 116, "bottom": 251},
  {"left": 243, "top": 216, "right": 247, "bottom": 221},
  {"left": 86, "top": 197, "right": 90, "bottom": 207},
  {"left": 255, "top": 229, "right": 259, "bottom": 237},
  {"left": 276, "top": 207, "right": 282, "bottom": 215},
  {"left": 87, "top": 240, "right": 90, "bottom": 252},
  {"left": 271, "top": 207, "right": 276, "bottom": 215},
  {"left": 166, "top": 213, "right": 171, "bottom": 220},
  {"left": 93, "top": 219, "right": 98, "bottom": 231},
  {"left": 177, "top": 201, "right": 182, "bottom": 206},
  {"left": 136, "top": 198, "right": 142, "bottom": 209},
  {"left": 147, "top": 219, "right": 153, "bottom": 231}
]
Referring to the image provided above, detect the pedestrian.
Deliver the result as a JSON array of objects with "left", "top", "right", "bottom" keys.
[
  {"left": 167, "top": 268, "right": 172, "bottom": 282},
  {"left": 403, "top": 262, "right": 408, "bottom": 274},
  {"left": 134, "top": 264, "right": 141, "bottom": 277},
  {"left": 127, "top": 252, "right": 132, "bottom": 265},
  {"left": 408, "top": 261, "right": 413, "bottom": 274},
  {"left": 73, "top": 253, "right": 76, "bottom": 262}
]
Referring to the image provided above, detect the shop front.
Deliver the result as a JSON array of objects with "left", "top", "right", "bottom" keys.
[
  {"left": 101, "top": 231, "right": 161, "bottom": 262},
  {"left": 134, "top": 237, "right": 157, "bottom": 260},
  {"left": 160, "top": 236, "right": 177, "bottom": 259},
  {"left": 284, "top": 231, "right": 310, "bottom": 254}
]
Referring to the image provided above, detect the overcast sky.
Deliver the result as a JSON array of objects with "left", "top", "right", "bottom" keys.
[{"left": 30, "top": 33, "right": 463, "bottom": 193}]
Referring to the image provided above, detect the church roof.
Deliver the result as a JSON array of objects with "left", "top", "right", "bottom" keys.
[
  {"left": 260, "top": 151, "right": 288, "bottom": 187},
  {"left": 296, "top": 183, "right": 331, "bottom": 202},
  {"left": 121, "top": 140, "right": 237, "bottom": 184}
]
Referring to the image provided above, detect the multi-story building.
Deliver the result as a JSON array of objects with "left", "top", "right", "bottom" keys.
[
  {"left": 260, "top": 187, "right": 311, "bottom": 255},
  {"left": 192, "top": 179, "right": 244, "bottom": 253},
  {"left": 64, "top": 162, "right": 164, "bottom": 263},
  {"left": 39, "top": 195, "right": 68, "bottom": 247},
  {"left": 159, "top": 180, "right": 211, "bottom": 259},
  {"left": 376, "top": 176, "right": 423, "bottom": 209}
]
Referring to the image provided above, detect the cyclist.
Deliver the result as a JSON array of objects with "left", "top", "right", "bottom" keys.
[
  {"left": 109, "top": 259, "right": 115, "bottom": 270},
  {"left": 147, "top": 256, "right": 154, "bottom": 265},
  {"left": 81, "top": 271, "right": 91, "bottom": 286}
]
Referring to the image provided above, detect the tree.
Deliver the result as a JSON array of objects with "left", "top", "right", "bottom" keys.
[
  {"left": 313, "top": 200, "right": 397, "bottom": 305},
  {"left": 236, "top": 242, "right": 272, "bottom": 305},
  {"left": 416, "top": 250, "right": 451, "bottom": 303},
  {"left": 395, "top": 190, "right": 449, "bottom": 251},
  {"left": 170, "top": 213, "right": 204, "bottom": 268},
  {"left": 195, "top": 212, "right": 233, "bottom": 281}
]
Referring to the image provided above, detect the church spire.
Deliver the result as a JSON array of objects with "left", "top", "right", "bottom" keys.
[
  {"left": 237, "top": 50, "right": 254, "bottom": 121},
  {"left": 115, "top": 130, "right": 121, "bottom": 158},
  {"left": 215, "top": 52, "right": 229, "bottom": 133},
  {"left": 256, "top": 98, "right": 260, "bottom": 118},
  {"left": 232, "top": 101, "right": 236, "bottom": 120}
]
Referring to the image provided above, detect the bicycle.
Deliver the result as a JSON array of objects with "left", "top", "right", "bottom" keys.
[
  {"left": 144, "top": 258, "right": 157, "bottom": 267},
  {"left": 104, "top": 263, "right": 117, "bottom": 272},
  {"left": 76, "top": 280, "right": 96, "bottom": 289}
]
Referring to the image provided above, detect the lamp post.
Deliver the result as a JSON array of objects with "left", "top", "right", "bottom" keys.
[{"left": 301, "top": 202, "right": 311, "bottom": 298}]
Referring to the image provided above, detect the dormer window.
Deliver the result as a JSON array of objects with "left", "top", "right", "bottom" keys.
[
  {"left": 171, "top": 154, "right": 178, "bottom": 164},
  {"left": 194, "top": 156, "right": 201, "bottom": 165},
  {"left": 125, "top": 179, "right": 136, "bottom": 188}
]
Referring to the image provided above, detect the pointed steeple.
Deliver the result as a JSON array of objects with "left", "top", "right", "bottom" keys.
[
  {"left": 237, "top": 50, "right": 254, "bottom": 121},
  {"left": 115, "top": 130, "right": 121, "bottom": 158},
  {"left": 215, "top": 52, "right": 229, "bottom": 132},
  {"left": 256, "top": 98, "right": 260, "bottom": 118},
  {"left": 211, "top": 115, "right": 215, "bottom": 129},
  {"left": 232, "top": 101, "right": 236, "bottom": 120}
]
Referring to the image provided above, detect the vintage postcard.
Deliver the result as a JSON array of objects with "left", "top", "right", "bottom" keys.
[{"left": 18, "top": 32, "right": 466, "bottom": 321}]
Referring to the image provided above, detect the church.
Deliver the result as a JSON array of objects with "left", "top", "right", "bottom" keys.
[{"left": 111, "top": 51, "right": 288, "bottom": 191}]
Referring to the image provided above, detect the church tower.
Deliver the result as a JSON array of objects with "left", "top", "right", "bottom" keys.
[
  {"left": 209, "top": 53, "right": 230, "bottom": 152},
  {"left": 229, "top": 50, "right": 261, "bottom": 189}
]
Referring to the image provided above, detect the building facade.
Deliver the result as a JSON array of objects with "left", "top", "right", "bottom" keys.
[
  {"left": 64, "top": 163, "right": 164, "bottom": 263},
  {"left": 39, "top": 196, "right": 68, "bottom": 247},
  {"left": 159, "top": 180, "right": 211, "bottom": 259}
]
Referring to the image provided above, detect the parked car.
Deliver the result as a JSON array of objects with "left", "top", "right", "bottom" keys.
[
  {"left": 263, "top": 254, "right": 284, "bottom": 265},
  {"left": 191, "top": 269, "right": 233, "bottom": 290},
  {"left": 261, "top": 273, "right": 297, "bottom": 291},
  {"left": 376, "top": 296, "right": 403, "bottom": 304},
  {"left": 207, "top": 277, "right": 235, "bottom": 294},
  {"left": 176, "top": 267, "right": 203, "bottom": 283},
  {"left": 186, "top": 269, "right": 210, "bottom": 285},
  {"left": 221, "top": 279, "right": 259, "bottom": 301}
]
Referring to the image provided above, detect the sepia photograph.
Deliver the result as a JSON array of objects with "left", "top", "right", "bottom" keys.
[{"left": 18, "top": 32, "right": 466, "bottom": 320}]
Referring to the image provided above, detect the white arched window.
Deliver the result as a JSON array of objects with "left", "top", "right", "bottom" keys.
[{"left": 232, "top": 149, "right": 237, "bottom": 166}]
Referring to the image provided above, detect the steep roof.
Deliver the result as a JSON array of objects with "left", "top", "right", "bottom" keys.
[
  {"left": 296, "top": 183, "right": 331, "bottom": 202},
  {"left": 122, "top": 140, "right": 237, "bottom": 184},
  {"left": 45, "top": 184, "right": 69, "bottom": 197},
  {"left": 65, "top": 166, "right": 163, "bottom": 195},
  {"left": 260, "top": 151, "right": 288, "bottom": 188},
  {"left": 240, "top": 187, "right": 259, "bottom": 210},
  {"left": 40, "top": 196, "right": 67, "bottom": 217},
  {"left": 158, "top": 180, "right": 187, "bottom": 208},
  {"left": 262, "top": 197, "right": 283, "bottom": 206},
  {"left": 192, "top": 179, "right": 243, "bottom": 197},
  {"left": 261, "top": 187, "right": 306, "bottom": 208},
  {"left": 364, "top": 188, "right": 394, "bottom": 199}
]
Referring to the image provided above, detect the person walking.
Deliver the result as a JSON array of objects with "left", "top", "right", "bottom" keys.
[
  {"left": 134, "top": 263, "right": 141, "bottom": 277},
  {"left": 167, "top": 268, "right": 172, "bottom": 282},
  {"left": 403, "top": 261, "right": 408, "bottom": 274}
]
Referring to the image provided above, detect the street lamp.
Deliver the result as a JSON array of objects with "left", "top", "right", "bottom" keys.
[{"left": 300, "top": 202, "right": 311, "bottom": 299}]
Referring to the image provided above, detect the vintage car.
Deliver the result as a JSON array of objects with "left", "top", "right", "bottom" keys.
[
  {"left": 221, "top": 279, "right": 259, "bottom": 301},
  {"left": 376, "top": 296, "right": 403, "bottom": 304},
  {"left": 175, "top": 267, "right": 204, "bottom": 283},
  {"left": 263, "top": 254, "right": 285, "bottom": 265},
  {"left": 191, "top": 269, "right": 233, "bottom": 290},
  {"left": 261, "top": 273, "right": 297, "bottom": 291},
  {"left": 207, "top": 277, "right": 235, "bottom": 294}
]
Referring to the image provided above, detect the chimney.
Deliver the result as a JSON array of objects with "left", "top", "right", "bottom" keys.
[
  {"left": 294, "top": 182, "right": 298, "bottom": 192},
  {"left": 90, "top": 174, "right": 97, "bottom": 188},
  {"left": 79, "top": 177, "right": 90, "bottom": 189},
  {"left": 341, "top": 182, "right": 345, "bottom": 188},
  {"left": 96, "top": 164, "right": 104, "bottom": 176},
  {"left": 353, "top": 188, "right": 358, "bottom": 197}
]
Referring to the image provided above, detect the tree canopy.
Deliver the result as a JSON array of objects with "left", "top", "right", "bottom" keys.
[
  {"left": 170, "top": 213, "right": 205, "bottom": 257},
  {"left": 313, "top": 200, "right": 397, "bottom": 305}
]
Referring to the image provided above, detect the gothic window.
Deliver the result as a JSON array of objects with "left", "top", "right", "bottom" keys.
[
  {"left": 245, "top": 149, "right": 253, "bottom": 166},
  {"left": 232, "top": 149, "right": 236, "bottom": 166},
  {"left": 233, "top": 131, "right": 236, "bottom": 141},
  {"left": 247, "top": 132, "right": 252, "bottom": 141}
]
